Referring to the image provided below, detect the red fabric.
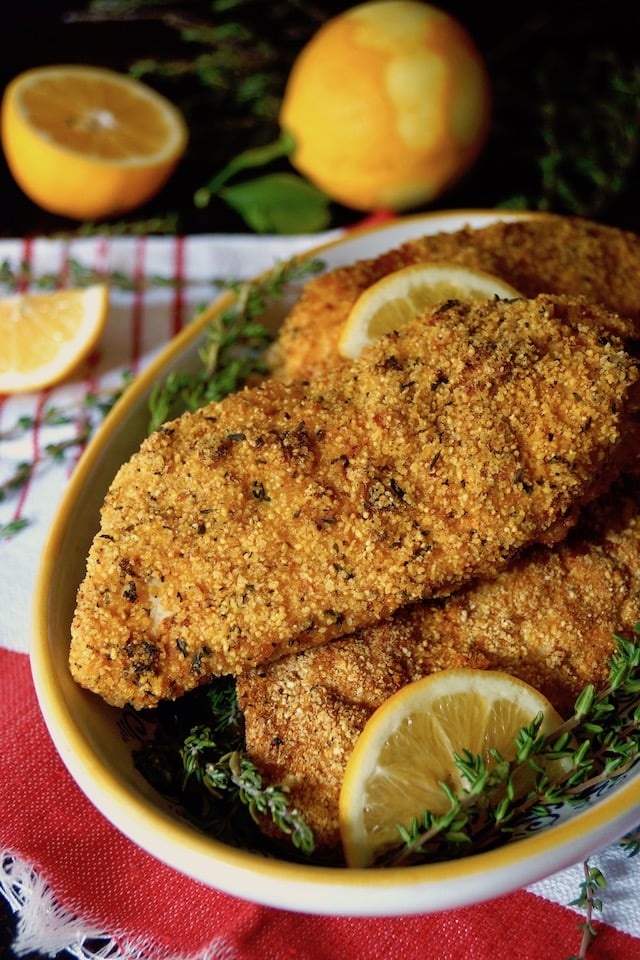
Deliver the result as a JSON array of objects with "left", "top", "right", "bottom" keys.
[{"left": 1, "top": 648, "right": 639, "bottom": 959}]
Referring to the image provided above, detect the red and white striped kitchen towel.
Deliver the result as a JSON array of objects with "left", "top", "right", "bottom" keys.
[{"left": 1, "top": 232, "right": 639, "bottom": 960}]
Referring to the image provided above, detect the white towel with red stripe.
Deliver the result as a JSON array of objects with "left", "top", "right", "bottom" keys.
[{"left": 1, "top": 232, "right": 639, "bottom": 960}]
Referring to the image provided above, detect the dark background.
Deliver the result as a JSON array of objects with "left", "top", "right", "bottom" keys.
[
  {"left": 1, "top": 1, "right": 640, "bottom": 957},
  {"left": 1, "top": 1, "right": 640, "bottom": 239}
]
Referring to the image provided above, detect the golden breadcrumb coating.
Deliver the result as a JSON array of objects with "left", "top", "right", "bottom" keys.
[
  {"left": 69, "top": 294, "right": 637, "bottom": 709},
  {"left": 270, "top": 214, "right": 640, "bottom": 381},
  {"left": 237, "top": 464, "right": 640, "bottom": 854}
]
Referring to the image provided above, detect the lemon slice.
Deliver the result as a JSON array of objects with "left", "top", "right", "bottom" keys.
[
  {"left": 339, "top": 668, "right": 565, "bottom": 868},
  {"left": 0, "top": 284, "right": 109, "bottom": 394},
  {"left": 338, "top": 262, "right": 522, "bottom": 359},
  {"left": 1, "top": 65, "right": 188, "bottom": 221}
]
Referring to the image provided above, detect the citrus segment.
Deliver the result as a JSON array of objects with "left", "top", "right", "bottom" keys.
[
  {"left": 0, "top": 284, "right": 109, "bottom": 394},
  {"left": 338, "top": 262, "right": 522, "bottom": 359},
  {"left": 1, "top": 65, "right": 188, "bottom": 220},
  {"left": 339, "top": 669, "right": 565, "bottom": 868},
  {"left": 279, "top": 1, "right": 490, "bottom": 211}
]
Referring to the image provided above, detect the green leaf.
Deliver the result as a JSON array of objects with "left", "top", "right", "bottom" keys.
[
  {"left": 194, "top": 131, "right": 296, "bottom": 208},
  {"left": 0, "top": 518, "right": 30, "bottom": 539},
  {"left": 220, "top": 173, "right": 332, "bottom": 234}
]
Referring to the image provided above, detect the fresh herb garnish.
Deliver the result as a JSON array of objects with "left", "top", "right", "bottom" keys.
[
  {"left": 0, "top": 254, "right": 323, "bottom": 537},
  {"left": 0, "top": 257, "right": 129, "bottom": 292},
  {"left": 147, "top": 254, "right": 324, "bottom": 431},
  {"left": 0, "top": 519, "right": 30, "bottom": 540},
  {"left": 132, "top": 630, "right": 640, "bottom": 879},
  {"left": 193, "top": 132, "right": 332, "bottom": 234},
  {"left": 0, "top": 382, "right": 132, "bottom": 538},
  {"left": 182, "top": 735, "right": 315, "bottom": 856},
  {"left": 567, "top": 862, "right": 608, "bottom": 960},
  {"left": 378, "top": 626, "right": 640, "bottom": 867},
  {"left": 0, "top": 256, "right": 199, "bottom": 292},
  {"left": 133, "top": 680, "right": 315, "bottom": 857}
]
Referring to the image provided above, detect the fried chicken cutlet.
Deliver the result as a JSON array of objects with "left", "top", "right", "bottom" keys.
[
  {"left": 269, "top": 215, "right": 640, "bottom": 381},
  {"left": 237, "top": 463, "right": 640, "bottom": 855},
  {"left": 70, "top": 294, "right": 638, "bottom": 710}
]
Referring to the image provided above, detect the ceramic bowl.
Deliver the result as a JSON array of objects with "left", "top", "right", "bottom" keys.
[{"left": 31, "top": 210, "right": 640, "bottom": 916}]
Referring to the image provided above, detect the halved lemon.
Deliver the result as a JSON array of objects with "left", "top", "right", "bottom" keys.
[
  {"left": 338, "top": 262, "right": 522, "bottom": 359},
  {"left": 1, "top": 65, "right": 188, "bottom": 220},
  {"left": 339, "top": 668, "right": 565, "bottom": 868},
  {"left": 0, "top": 284, "right": 109, "bottom": 394}
]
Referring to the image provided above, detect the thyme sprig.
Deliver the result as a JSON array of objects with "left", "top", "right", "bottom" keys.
[
  {"left": 147, "top": 254, "right": 324, "bottom": 431},
  {"left": 183, "top": 732, "right": 314, "bottom": 855},
  {"left": 70, "top": 0, "right": 299, "bottom": 126},
  {"left": 567, "top": 862, "right": 607, "bottom": 960},
  {"left": 0, "top": 381, "right": 131, "bottom": 539},
  {"left": 496, "top": 44, "right": 640, "bottom": 219},
  {"left": 0, "top": 518, "right": 29, "bottom": 540},
  {"left": 379, "top": 627, "right": 640, "bottom": 868},
  {"left": 0, "top": 256, "right": 197, "bottom": 293},
  {"left": 1, "top": 255, "right": 321, "bottom": 537},
  {"left": 133, "top": 679, "right": 315, "bottom": 857}
]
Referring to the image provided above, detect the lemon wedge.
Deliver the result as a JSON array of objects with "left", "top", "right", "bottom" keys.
[
  {"left": 0, "top": 284, "right": 109, "bottom": 394},
  {"left": 338, "top": 262, "right": 522, "bottom": 359},
  {"left": 339, "top": 668, "right": 565, "bottom": 868}
]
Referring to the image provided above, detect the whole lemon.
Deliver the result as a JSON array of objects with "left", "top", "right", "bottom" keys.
[{"left": 279, "top": 0, "right": 490, "bottom": 212}]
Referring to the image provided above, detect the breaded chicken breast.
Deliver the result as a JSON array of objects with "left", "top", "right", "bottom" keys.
[
  {"left": 69, "top": 295, "right": 638, "bottom": 709},
  {"left": 237, "top": 463, "right": 640, "bottom": 854},
  {"left": 270, "top": 215, "right": 640, "bottom": 381}
]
